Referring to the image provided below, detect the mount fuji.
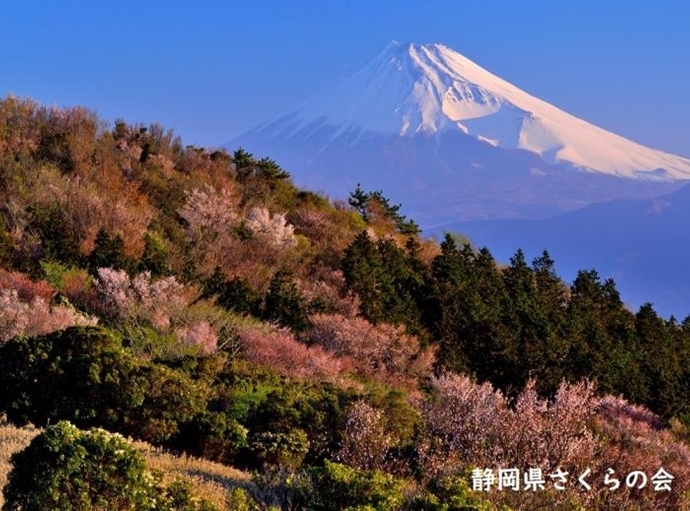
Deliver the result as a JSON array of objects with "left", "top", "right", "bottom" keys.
[{"left": 229, "top": 41, "right": 690, "bottom": 225}]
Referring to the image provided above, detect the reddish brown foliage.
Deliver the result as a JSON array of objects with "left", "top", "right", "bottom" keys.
[
  {"left": 0, "top": 270, "right": 55, "bottom": 303},
  {"left": 63, "top": 179, "right": 153, "bottom": 257},
  {"left": 238, "top": 325, "right": 349, "bottom": 381},
  {"left": 308, "top": 313, "right": 434, "bottom": 382},
  {"left": 590, "top": 395, "right": 690, "bottom": 510},
  {"left": 60, "top": 268, "right": 93, "bottom": 309},
  {"left": 0, "top": 96, "right": 42, "bottom": 155},
  {"left": 175, "top": 320, "right": 218, "bottom": 356},
  {"left": 419, "top": 375, "right": 690, "bottom": 509},
  {"left": 421, "top": 376, "right": 600, "bottom": 482},
  {"left": 0, "top": 289, "right": 97, "bottom": 344}
]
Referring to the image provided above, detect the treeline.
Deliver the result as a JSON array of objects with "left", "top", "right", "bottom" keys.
[{"left": 341, "top": 232, "right": 690, "bottom": 423}]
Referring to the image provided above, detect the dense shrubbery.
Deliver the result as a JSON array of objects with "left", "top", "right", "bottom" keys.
[
  {"left": 0, "top": 327, "right": 209, "bottom": 444},
  {"left": 2, "top": 421, "right": 218, "bottom": 511},
  {"left": 343, "top": 230, "right": 690, "bottom": 423},
  {"left": 0, "top": 270, "right": 97, "bottom": 343},
  {"left": 295, "top": 460, "right": 406, "bottom": 510},
  {"left": 1, "top": 96, "right": 689, "bottom": 509}
]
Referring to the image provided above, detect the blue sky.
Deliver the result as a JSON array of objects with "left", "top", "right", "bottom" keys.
[{"left": 2, "top": 0, "right": 689, "bottom": 156}]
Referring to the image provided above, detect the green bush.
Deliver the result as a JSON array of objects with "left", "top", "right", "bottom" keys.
[
  {"left": 250, "top": 429, "right": 310, "bottom": 469},
  {"left": 160, "top": 479, "right": 220, "bottom": 511},
  {"left": 181, "top": 410, "right": 248, "bottom": 464},
  {"left": 0, "top": 326, "right": 207, "bottom": 445},
  {"left": 122, "top": 362, "right": 208, "bottom": 444},
  {"left": 295, "top": 460, "right": 405, "bottom": 511},
  {"left": 0, "top": 326, "right": 136, "bottom": 427},
  {"left": 219, "top": 361, "right": 353, "bottom": 466},
  {"left": 139, "top": 231, "right": 171, "bottom": 277},
  {"left": 2, "top": 421, "right": 218, "bottom": 511},
  {"left": 226, "top": 487, "right": 260, "bottom": 511},
  {"left": 422, "top": 475, "right": 492, "bottom": 511},
  {"left": 3, "top": 421, "right": 156, "bottom": 510}
]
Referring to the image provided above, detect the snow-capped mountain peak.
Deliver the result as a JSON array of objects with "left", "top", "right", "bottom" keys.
[{"left": 252, "top": 41, "right": 690, "bottom": 180}]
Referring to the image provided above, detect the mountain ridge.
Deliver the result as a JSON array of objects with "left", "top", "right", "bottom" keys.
[
  {"left": 229, "top": 42, "right": 690, "bottom": 224},
  {"left": 236, "top": 41, "right": 690, "bottom": 181},
  {"left": 443, "top": 181, "right": 690, "bottom": 318}
]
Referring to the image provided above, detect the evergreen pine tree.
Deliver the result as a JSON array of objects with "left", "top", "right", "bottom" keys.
[{"left": 88, "top": 229, "right": 127, "bottom": 273}]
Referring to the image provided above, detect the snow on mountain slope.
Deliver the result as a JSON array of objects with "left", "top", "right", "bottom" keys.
[{"left": 251, "top": 41, "right": 690, "bottom": 180}]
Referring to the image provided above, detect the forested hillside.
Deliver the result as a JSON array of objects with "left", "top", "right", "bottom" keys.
[{"left": 0, "top": 96, "right": 689, "bottom": 510}]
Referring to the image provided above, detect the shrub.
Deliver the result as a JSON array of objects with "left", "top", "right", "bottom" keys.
[
  {"left": 308, "top": 313, "right": 429, "bottom": 378},
  {"left": 591, "top": 395, "right": 690, "bottom": 510},
  {"left": 2, "top": 421, "right": 219, "bottom": 511},
  {"left": 336, "top": 400, "right": 393, "bottom": 471},
  {"left": 123, "top": 363, "right": 208, "bottom": 444},
  {"left": 0, "top": 269, "right": 54, "bottom": 302},
  {"left": 226, "top": 488, "right": 260, "bottom": 511},
  {"left": 139, "top": 231, "right": 171, "bottom": 277},
  {"left": 40, "top": 261, "right": 94, "bottom": 309},
  {"left": 0, "top": 288, "right": 97, "bottom": 345},
  {"left": 95, "top": 268, "right": 234, "bottom": 358},
  {"left": 94, "top": 267, "right": 187, "bottom": 329},
  {"left": 176, "top": 184, "right": 238, "bottom": 273},
  {"left": 176, "top": 320, "right": 218, "bottom": 355},
  {"left": 3, "top": 422, "right": 157, "bottom": 510},
  {"left": 54, "top": 177, "right": 153, "bottom": 258},
  {"left": 421, "top": 375, "right": 600, "bottom": 475},
  {"left": 0, "top": 327, "right": 207, "bottom": 444},
  {"left": 295, "top": 460, "right": 405, "bottom": 511},
  {"left": 0, "top": 326, "right": 128, "bottom": 427},
  {"left": 214, "top": 360, "right": 354, "bottom": 467},
  {"left": 245, "top": 207, "right": 296, "bottom": 248},
  {"left": 237, "top": 325, "right": 346, "bottom": 382},
  {"left": 180, "top": 411, "right": 248, "bottom": 465},
  {"left": 159, "top": 478, "right": 220, "bottom": 511},
  {"left": 411, "top": 474, "right": 491, "bottom": 511},
  {"left": 178, "top": 184, "right": 238, "bottom": 243},
  {"left": 250, "top": 429, "right": 310, "bottom": 469},
  {"left": 0, "top": 96, "right": 42, "bottom": 155}
]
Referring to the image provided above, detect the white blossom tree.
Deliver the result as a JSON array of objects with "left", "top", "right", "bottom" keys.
[{"left": 246, "top": 207, "right": 297, "bottom": 248}]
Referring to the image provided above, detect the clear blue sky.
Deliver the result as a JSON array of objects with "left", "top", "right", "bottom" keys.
[{"left": 2, "top": 0, "right": 689, "bottom": 156}]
